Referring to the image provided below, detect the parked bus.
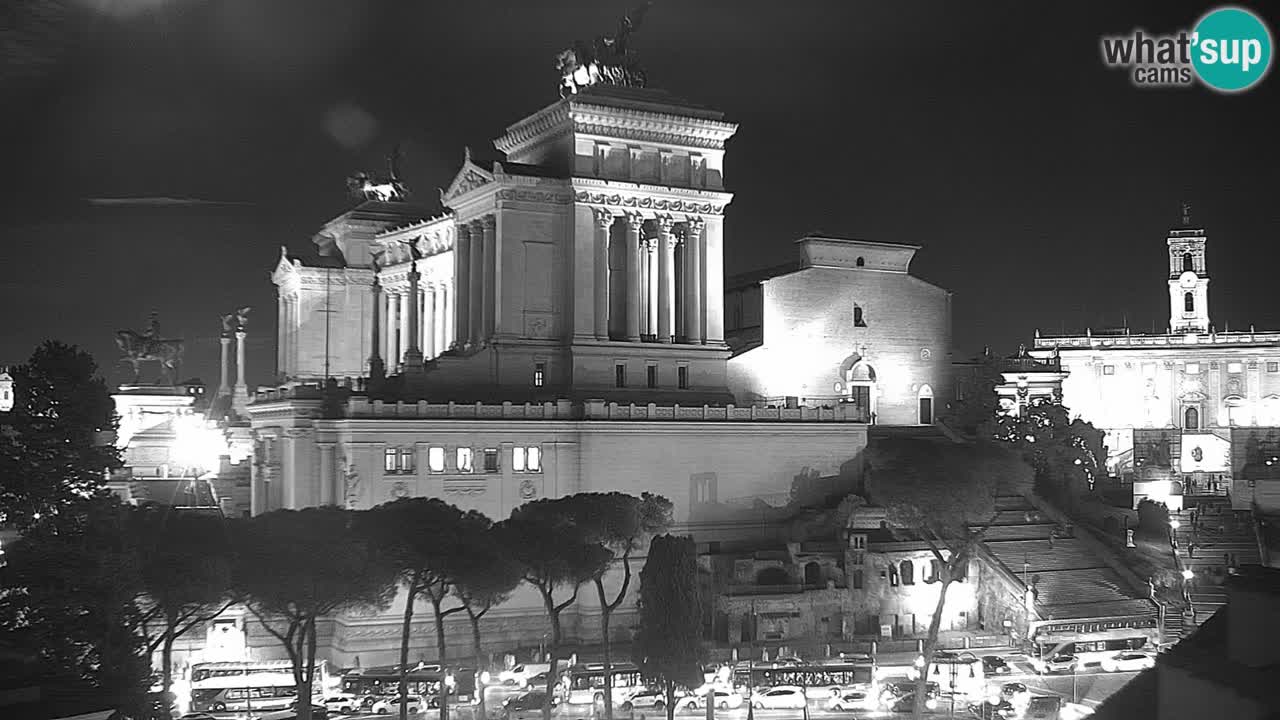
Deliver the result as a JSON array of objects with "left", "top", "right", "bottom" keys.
[
  {"left": 732, "top": 659, "right": 879, "bottom": 701},
  {"left": 1031, "top": 624, "right": 1159, "bottom": 672},
  {"left": 341, "top": 664, "right": 478, "bottom": 706},
  {"left": 189, "top": 660, "right": 329, "bottom": 714},
  {"left": 563, "top": 662, "right": 646, "bottom": 705}
]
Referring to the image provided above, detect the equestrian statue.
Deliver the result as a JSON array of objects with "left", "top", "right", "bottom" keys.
[
  {"left": 115, "top": 312, "right": 185, "bottom": 385},
  {"left": 557, "top": 1, "right": 653, "bottom": 97}
]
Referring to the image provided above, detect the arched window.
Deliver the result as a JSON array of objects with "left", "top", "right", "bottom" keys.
[
  {"left": 1183, "top": 252, "right": 1194, "bottom": 272},
  {"left": 856, "top": 256, "right": 865, "bottom": 267},
  {"left": 1184, "top": 292, "right": 1195, "bottom": 313},
  {"left": 888, "top": 565, "right": 899, "bottom": 587},
  {"left": 899, "top": 560, "right": 915, "bottom": 585},
  {"left": 1184, "top": 406, "right": 1200, "bottom": 430},
  {"left": 804, "top": 561, "right": 822, "bottom": 586}
]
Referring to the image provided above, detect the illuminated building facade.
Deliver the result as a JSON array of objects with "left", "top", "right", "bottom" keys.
[{"left": 1029, "top": 223, "right": 1280, "bottom": 513}]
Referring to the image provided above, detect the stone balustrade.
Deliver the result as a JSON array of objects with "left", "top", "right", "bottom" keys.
[{"left": 1034, "top": 331, "right": 1280, "bottom": 350}]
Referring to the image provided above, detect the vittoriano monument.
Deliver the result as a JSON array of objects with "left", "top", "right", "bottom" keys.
[
  {"left": 556, "top": 1, "right": 652, "bottom": 97},
  {"left": 115, "top": 311, "right": 185, "bottom": 385}
]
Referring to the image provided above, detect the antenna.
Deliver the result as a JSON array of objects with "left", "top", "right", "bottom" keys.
[{"left": 1181, "top": 202, "right": 1192, "bottom": 226}]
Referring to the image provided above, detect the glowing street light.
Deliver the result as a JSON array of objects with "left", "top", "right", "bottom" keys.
[
  {"left": 1170, "top": 518, "right": 1181, "bottom": 530},
  {"left": 1181, "top": 568, "right": 1194, "bottom": 581}
]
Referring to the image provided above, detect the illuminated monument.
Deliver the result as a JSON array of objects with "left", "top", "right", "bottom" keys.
[
  {"left": 1030, "top": 207, "right": 1280, "bottom": 513},
  {"left": 249, "top": 7, "right": 954, "bottom": 665}
]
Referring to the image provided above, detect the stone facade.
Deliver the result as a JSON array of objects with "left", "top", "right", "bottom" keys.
[{"left": 726, "top": 236, "right": 952, "bottom": 426}]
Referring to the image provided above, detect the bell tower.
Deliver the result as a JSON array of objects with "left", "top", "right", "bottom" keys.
[{"left": 1167, "top": 204, "right": 1210, "bottom": 334}]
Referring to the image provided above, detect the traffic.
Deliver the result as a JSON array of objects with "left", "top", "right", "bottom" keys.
[{"left": 166, "top": 646, "right": 1145, "bottom": 720}]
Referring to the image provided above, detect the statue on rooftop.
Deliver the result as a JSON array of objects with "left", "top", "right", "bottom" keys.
[
  {"left": 347, "top": 143, "right": 411, "bottom": 202},
  {"left": 557, "top": 2, "right": 652, "bottom": 98},
  {"left": 116, "top": 312, "right": 184, "bottom": 385}
]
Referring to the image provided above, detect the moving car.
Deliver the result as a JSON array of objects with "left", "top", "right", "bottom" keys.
[
  {"left": 887, "top": 691, "right": 939, "bottom": 713},
  {"left": 369, "top": 693, "right": 425, "bottom": 715},
  {"left": 1034, "top": 654, "right": 1078, "bottom": 674},
  {"left": 981, "top": 655, "right": 1011, "bottom": 675},
  {"left": 504, "top": 690, "right": 560, "bottom": 719},
  {"left": 749, "top": 686, "right": 808, "bottom": 710},
  {"left": 498, "top": 663, "right": 551, "bottom": 687},
  {"left": 620, "top": 689, "right": 674, "bottom": 710},
  {"left": 254, "top": 702, "right": 330, "bottom": 720},
  {"left": 1025, "top": 695, "right": 1063, "bottom": 720},
  {"left": 1099, "top": 651, "right": 1156, "bottom": 673},
  {"left": 676, "top": 690, "right": 744, "bottom": 711},
  {"left": 966, "top": 698, "right": 1016, "bottom": 719},
  {"left": 879, "top": 681, "right": 939, "bottom": 710},
  {"left": 322, "top": 693, "right": 360, "bottom": 715},
  {"left": 826, "top": 690, "right": 871, "bottom": 711}
]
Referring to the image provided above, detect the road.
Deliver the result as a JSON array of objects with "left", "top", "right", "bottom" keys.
[{"left": 329, "top": 651, "right": 1140, "bottom": 720}]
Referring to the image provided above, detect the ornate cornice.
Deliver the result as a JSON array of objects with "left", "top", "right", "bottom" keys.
[
  {"left": 569, "top": 103, "right": 737, "bottom": 149},
  {"left": 496, "top": 188, "right": 574, "bottom": 205},
  {"left": 574, "top": 190, "right": 726, "bottom": 216},
  {"left": 494, "top": 103, "right": 573, "bottom": 156}
]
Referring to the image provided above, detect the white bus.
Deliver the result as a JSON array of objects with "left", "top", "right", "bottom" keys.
[
  {"left": 188, "top": 660, "right": 330, "bottom": 715},
  {"left": 563, "top": 662, "right": 646, "bottom": 705}
]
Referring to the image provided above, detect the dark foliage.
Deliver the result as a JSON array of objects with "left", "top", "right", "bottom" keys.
[
  {"left": 1134, "top": 499, "right": 1170, "bottom": 541},
  {"left": 635, "top": 534, "right": 704, "bottom": 720}
]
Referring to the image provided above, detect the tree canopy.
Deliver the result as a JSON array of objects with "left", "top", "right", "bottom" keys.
[
  {"left": 942, "top": 352, "right": 1004, "bottom": 438},
  {"left": 634, "top": 534, "right": 704, "bottom": 720},
  {"left": 0, "top": 341, "right": 120, "bottom": 529},
  {"left": 993, "top": 398, "right": 1107, "bottom": 506}
]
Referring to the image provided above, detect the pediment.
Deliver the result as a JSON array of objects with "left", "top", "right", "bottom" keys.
[
  {"left": 441, "top": 150, "right": 496, "bottom": 205},
  {"left": 271, "top": 246, "right": 301, "bottom": 284}
]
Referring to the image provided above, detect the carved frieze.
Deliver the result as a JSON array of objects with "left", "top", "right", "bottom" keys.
[
  {"left": 283, "top": 427, "right": 313, "bottom": 439},
  {"left": 444, "top": 478, "right": 486, "bottom": 496},
  {"left": 573, "top": 191, "right": 724, "bottom": 216},
  {"left": 495, "top": 189, "right": 573, "bottom": 205}
]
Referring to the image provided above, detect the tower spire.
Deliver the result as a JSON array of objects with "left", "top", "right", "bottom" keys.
[{"left": 1181, "top": 201, "right": 1192, "bottom": 227}]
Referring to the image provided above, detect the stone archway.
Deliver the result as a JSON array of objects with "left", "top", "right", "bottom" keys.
[{"left": 838, "top": 353, "right": 876, "bottom": 423}]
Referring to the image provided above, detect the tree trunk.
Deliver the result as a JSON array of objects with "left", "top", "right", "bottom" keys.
[
  {"left": 543, "top": 590, "right": 563, "bottom": 720},
  {"left": 913, "top": 578, "right": 952, "bottom": 720},
  {"left": 434, "top": 599, "right": 451, "bottom": 720},
  {"left": 300, "top": 617, "right": 318, "bottom": 720},
  {"left": 161, "top": 608, "right": 177, "bottom": 720},
  {"left": 596, "top": 578, "right": 614, "bottom": 720},
  {"left": 469, "top": 609, "right": 487, "bottom": 720},
  {"left": 400, "top": 578, "right": 420, "bottom": 720},
  {"left": 705, "top": 686, "right": 714, "bottom": 720},
  {"left": 665, "top": 680, "right": 676, "bottom": 720}
]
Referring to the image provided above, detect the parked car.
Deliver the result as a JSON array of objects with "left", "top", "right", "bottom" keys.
[
  {"left": 1034, "top": 654, "right": 1078, "bottom": 674},
  {"left": 621, "top": 689, "right": 684, "bottom": 710},
  {"left": 369, "top": 693, "right": 425, "bottom": 715},
  {"left": 749, "top": 686, "right": 808, "bottom": 710},
  {"left": 879, "top": 681, "right": 939, "bottom": 709},
  {"left": 498, "top": 663, "right": 551, "bottom": 687},
  {"left": 1025, "top": 695, "right": 1063, "bottom": 720},
  {"left": 178, "top": 714, "right": 220, "bottom": 720},
  {"left": 966, "top": 698, "right": 1016, "bottom": 719},
  {"left": 322, "top": 693, "right": 361, "bottom": 715},
  {"left": 1000, "top": 682, "right": 1031, "bottom": 709},
  {"left": 504, "top": 690, "right": 559, "bottom": 719},
  {"left": 676, "top": 690, "right": 744, "bottom": 711},
  {"left": 1099, "top": 651, "right": 1156, "bottom": 673},
  {"left": 981, "top": 655, "right": 1011, "bottom": 675},
  {"left": 826, "top": 690, "right": 871, "bottom": 711}
]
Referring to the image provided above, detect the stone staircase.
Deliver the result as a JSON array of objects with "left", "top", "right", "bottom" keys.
[{"left": 1171, "top": 496, "right": 1263, "bottom": 626}]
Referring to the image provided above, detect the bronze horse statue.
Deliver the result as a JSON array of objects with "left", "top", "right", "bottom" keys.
[{"left": 115, "top": 330, "right": 184, "bottom": 385}]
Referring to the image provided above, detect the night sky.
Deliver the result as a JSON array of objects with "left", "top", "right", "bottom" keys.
[{"left": 2, "top": 0, "right": 1278, "bottom": 389}]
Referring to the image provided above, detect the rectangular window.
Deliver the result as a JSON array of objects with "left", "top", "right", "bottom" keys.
[
  {"left": 1185, "top": 362, "right": 1201, "bottom": 374},
  {"left": 615, "top": 363, "right": 627, "bottom": 388},
  {"left": 427, "top": 446, "right": 445, "bottom": 473},
  {"left": 678, "top": 365, "right": 689, "bottom": 389},
  {"left": 1228, "top": 362, "right": 1244, "bottom": 374},
  {"left": 483, "top": 448, "right": 499, "bottom": 473},
  {"left": 456, "top": 447, "right": 473, "bottom": 473},
  {"left": 646, "top": 364, "right": 658, "bottom": 389},
  {"left": 534, "top": 362, "right": 545, "bottom": 388},
  {"left": 384, "top": 448, "right": 397, "bottom": 473},
  {"left": 513, "top": 446, "right": 542, "bottom": 473},
  {"left": 852, "top": 569, "right": 864, "bottom": 590},
  {"left": 527, "top": 446, "right": 542, "bottom": 472},
  {"left": 398, "top": 448, "right": 414, "bottom": 473},
  {"left": 1103, "top": 365, "right": 1115, "bottom": 375},
  {"left": 513, "top": 446, "right": 526, "bottom": 472},
  {"left": 1270, "top": 362, "right": 1280, "bottom": 373}
]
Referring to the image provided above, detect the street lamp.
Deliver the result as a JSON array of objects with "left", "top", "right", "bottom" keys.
[
  {"left": 1181, "top": 568, "right": 1194, "bottom": 581},
  {"left": 1170, "top": 518, "right": 1181, "bottom": 530}
]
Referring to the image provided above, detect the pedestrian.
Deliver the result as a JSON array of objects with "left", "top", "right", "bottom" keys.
[{"left": 1188, "top": 542, "right": 1195, "bottom": 558}]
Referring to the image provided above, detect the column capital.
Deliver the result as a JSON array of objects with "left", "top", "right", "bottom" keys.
[
  {"left": 235, "top": 330, "right": 247, "bottom": 340},
  {"left": 456, "top": 222, "right": 472, "bottom": 240},
  {"left": 685, "top": 216, "right": 706, "bottom": 234},
  {"left": 479, "top": 214, "right": 496, "bottom": 231},
  {"left": 656, "top": 215, "right": 676, "bottom": 234},
  {"left": 593, "top": 208, "right": 616, "bottom": 229},
  {"left": 625, "top": 212, "right": 645, "bottom": 231}
]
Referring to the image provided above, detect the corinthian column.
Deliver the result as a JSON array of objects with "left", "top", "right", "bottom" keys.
[
  {"left": 369, "top": 276, "right": 384, "bottom": 380},
  {"left": 657, "top": 216, "right": 676, "bottom": 343},
  {"left": 646, "top": 239, "right": 658, "bottom": 338},
  {"left": 684, "top": 218, "right": 704, "bottom": 344},
  {"left": 593, "top": 209, "right": 613, "bottom": 340},
  {"left": 233, "top": 329, "right": 249, "bottom": 412},
  {"left": 398, "top": 290, "right": 412, "bottom": 368},
  {"left": 218, "top": 333, "right": 232, "bottom": 397},
  {"left": 468, "top": 219, "right": 484, "bottom": 348},
  {"left": 440, "top": 283, "right": 451, "bottom": 353},
  {"left": 454, "top": 224, "right": 471, "bottom": 349},
  {"left": 403, "top": 261, "right": 423, "bottom": 370},
  {"left": 481, "top": 215, "right": 497, "bottom": 342},
  {"left": 424, "top": 285, "right": 437, "bottom": 359},
  {"left": 625, "top": 214, "right": 643, "bottom": 342}
]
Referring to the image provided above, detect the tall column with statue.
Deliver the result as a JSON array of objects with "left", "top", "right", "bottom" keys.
[
  {"left": 657, "top": 216, "right": 676, "bottom": 343},
  {"left": 233, "top": 307, "right": 251, "bottom": 414},
  {"left": 368, "top": 252, "right": 385, "bottom": 381}
]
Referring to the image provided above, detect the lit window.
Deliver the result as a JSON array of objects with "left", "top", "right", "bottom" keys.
[
  {"left": 1103, "top": 365, "right": 1115, "bottom": 375},
  {"left": 484, "top": 449, "right": 499, "bottom": 473},
  {"left": 646, "top": 365, "right": 658, "bottom": 389},
  {"left": 534, "top": 362, "right": 545, "bottom": 388},
  {"left": 1269, "top": 362, "right": 1279, "bottom": 373},
  {"left": 398, "top": 448, "right": 414, "bottom": 473},
  {"left": 615, "top": 363, "right": 626, "bottom": 388},
  {"left": 513, "top": 446, "right": 542, "bottom": 473},
  {"left": 456, "top": 447, "right": 473, "bottom": 473},
  {"left": 1228, "top": 362, "right": 1243, "bottom": 374},
  {"left": 677, "top": 365, "right": 689, "bottom": 390},
  {"left": 427, "top": 446, "right": 445, "bottom": 473},
  {"left": 1185, "top": 363, "right": 1200, "bottom": 374},
  {"left": 1184, "top": 292, "right": 1194, "bottom": 313},
  {"left": 384, "top": 448, "right": 397, "bottom": 473}
]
